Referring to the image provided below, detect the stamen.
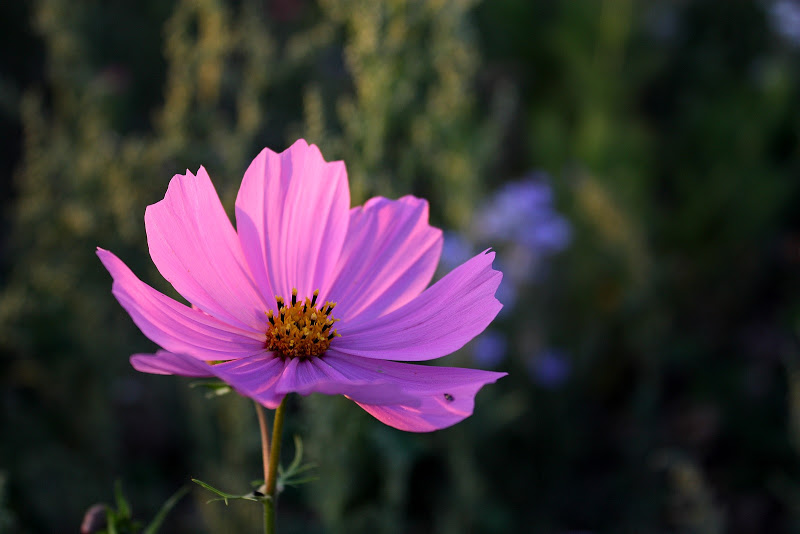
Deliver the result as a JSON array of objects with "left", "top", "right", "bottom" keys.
[{"left": 264, "top": 289, "right": 339, "bottom": 360}]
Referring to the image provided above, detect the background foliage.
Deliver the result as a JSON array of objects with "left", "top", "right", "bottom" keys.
[{"left": 1, "top": 1, "right": 799, "bottom": 532}]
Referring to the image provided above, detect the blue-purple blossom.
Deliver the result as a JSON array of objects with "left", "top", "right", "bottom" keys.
[
  {"left": 492, "top": 256, "right": 518, "bottom": 312},
  {"left": 471, "top": 330, "right": 508, "bottom": 368},
  {"left": 475, "top": 173, "right": 571, "bottom": 256},
  {"left": 529, "top": 349, "right": 571, "bottom": 389},
  {"left": 440, "top": 231, "right": 476, "bottom": 271},
  {"left": 470, "top": 173, "right": 571, "bottom": 291},
  {"left": 770, "top": 0, "right": 800, "bottom": 46}
]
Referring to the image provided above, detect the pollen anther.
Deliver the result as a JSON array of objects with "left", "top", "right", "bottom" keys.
[{"left": 265, "top": 288, "right": 340, "bottom": 359}]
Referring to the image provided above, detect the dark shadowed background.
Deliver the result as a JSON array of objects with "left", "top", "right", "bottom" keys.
[{"left": 1, "top": 1, "right": 800, "bottom": 533}]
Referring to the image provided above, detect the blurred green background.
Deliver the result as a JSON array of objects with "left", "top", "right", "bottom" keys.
[{"left": 1, "top": 0, "right": 799, "bottom": 532}]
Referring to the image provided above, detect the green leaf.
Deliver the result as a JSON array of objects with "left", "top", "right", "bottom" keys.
[
  {"left": 188, "top": 381, "right": 232, "bottom": 398},
  {"left": 113, "top": 480, "right": 131, "bottom": 520},
  {"left": 191, "top": 479, "right": 265, "bottom": 505},
  {"left": 104, "top": 506, "right": 118, "bottom": 534},
  {"left": 280, "top": 474, "right": 319, "bottom": 488},
  {"left": 142, "top": 484, "right": 190, "bottom": 534},
  {"left": 286, "top": 435, "right": 304, "bottom": 474},
  {"left": 277, "top": 435, "right": 318, "bottom": 488}
]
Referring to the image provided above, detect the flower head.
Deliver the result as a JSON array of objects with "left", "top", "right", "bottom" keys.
[
  {"left": 529, "top": 349, "right": 571, "bottom": 389},
  {"left": 475, "top": 173, "right": 571, "bottom": 255},
  {"left": 98, "top": 140, "right": 505, "bottom": 432}
]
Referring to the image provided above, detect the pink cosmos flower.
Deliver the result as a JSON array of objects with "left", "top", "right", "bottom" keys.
[{"left": 98, "top": 140, "right": 505, "bottom": 432}]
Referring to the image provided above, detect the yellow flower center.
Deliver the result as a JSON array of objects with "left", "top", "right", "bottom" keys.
[{"left": 265, "top": 289, "right": 339, "bottom": 359}]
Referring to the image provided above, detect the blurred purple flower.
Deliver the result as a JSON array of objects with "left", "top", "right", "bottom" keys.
[
  {"left": 440, "top": 172, "right": 569, "bottom": 318},
  {"left": 770, "top": 0, "right": 800, "bottom": 46},
  {"left": 440, "top": 230, "right": 476, "bottom": 271},
  {"left": 492, "top": 257, "right": 518, "bottom": 312},
  {"left": 472, "top": 330, "right": 508, "bottom": 368},
  {"left": 80, "top": 504, "right": 107, "bottom": 534},
  {"left": 529, "top": 349, "right": 571, "bottom": 389},
  {"left": 644, "top": 4, "right": 679, "bottom": 42},
  {"left": 475, "top": 173, "right": 571, "bottom": 256}
]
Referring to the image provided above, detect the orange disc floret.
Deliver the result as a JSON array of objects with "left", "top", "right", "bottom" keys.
[{"left": 265, "top": 289, "right": 339, "bottom": 359}]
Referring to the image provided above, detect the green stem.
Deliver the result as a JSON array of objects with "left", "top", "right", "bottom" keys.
[
  {"left": 263, "top": 395, "right": 288, "bottom": 534},
  {"left": 264, "top": 497, "right": 273, "bottom": 534}
]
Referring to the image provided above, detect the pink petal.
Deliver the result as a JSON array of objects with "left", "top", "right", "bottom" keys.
[
  {"left": 273, "top": 355, "right": 415, "bottom": 404},
  {"left": 208, "top": 353, "right": 417, "bottom": 408},
  {"left": 204, "top": 354, "right": 287, "bottom": 408},
  {"left": 325, "top": 196, "right": 443, "bottom": 323},
  {"left": 97, "top": 248, "right": 267, "bottom": 361},
  {"left": 235, "top": 140, "right": 350, "bottom": 304},
  {"left": 324, "top": 349, "right": 506, "bottom": 432},
  {"left": 130, "top": 351, "right": 214, "bottom": 377},
  {"left": 145, "top": 167, "right": 269, "bottom": 331},
  {"left": 333, "top": 250, "right": 502, "bottom": 361}
]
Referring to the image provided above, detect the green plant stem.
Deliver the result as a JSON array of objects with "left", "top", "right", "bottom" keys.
[
  {"left": 263, "top": 493, "right": 273, "bottom": 534},
  {"left": 263, "top": 395, "right": 288, "bottom": 534}
]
